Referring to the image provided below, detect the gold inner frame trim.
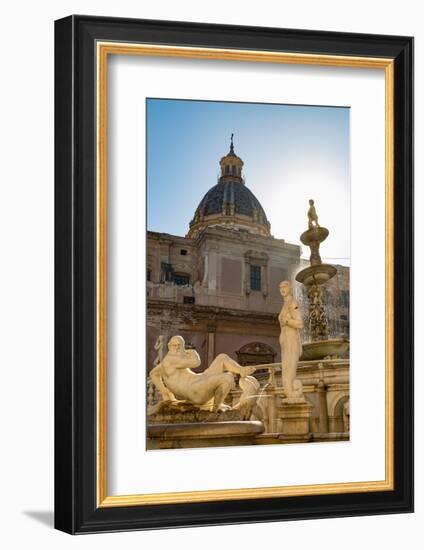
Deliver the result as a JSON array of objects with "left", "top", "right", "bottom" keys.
[{"left": 96, "top": 41, "right": 395, "bottom": 508}]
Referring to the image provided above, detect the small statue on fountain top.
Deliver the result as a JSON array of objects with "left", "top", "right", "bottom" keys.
[
  {"left": 307, "top": 199, "right": 320, "bottom": 229},
  {"left": 300, "top": 199, "right": 329, "bottom": 267}
]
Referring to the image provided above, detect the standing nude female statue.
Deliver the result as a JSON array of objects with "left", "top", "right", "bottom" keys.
[{"left": 278, "top": 281, "right": 304, "bottom": 400}]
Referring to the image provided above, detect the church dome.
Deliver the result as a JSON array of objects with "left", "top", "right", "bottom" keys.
[
  {"left": 192, "top": 181, "right": 270, "bottom": 225},
  {"left": 187, "top": 136, "right": 271, "bottom": 238}
]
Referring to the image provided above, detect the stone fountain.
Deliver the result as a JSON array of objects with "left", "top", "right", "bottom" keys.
[
  {"left": 295, "top": 200, "right": 349, "bottom": 361},
  {"left": 146, "top": 278, "right": 316, "bottom": 450},
  {"left": 146, "top": 335, "right": 265, "bottom": 449}
]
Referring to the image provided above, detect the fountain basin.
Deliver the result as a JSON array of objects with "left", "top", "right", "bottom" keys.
[
  {"left": 147, "top": 421, "right": 265, "bottom": 450},
  {"left": 296, "top": 264, "right": 337, "bottom": 286},
  {"left": 300, "top": 226, "right": 329, "bottom": 245},
  {"left": 301, "top": 338, "right": 349, "bottom": 360}
]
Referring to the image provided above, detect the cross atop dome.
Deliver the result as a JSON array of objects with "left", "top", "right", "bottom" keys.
[{"left": 229, "top": 133, "right": 235, "bottom": 155}]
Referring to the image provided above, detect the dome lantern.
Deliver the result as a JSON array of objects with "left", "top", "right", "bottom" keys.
[{"left": 219, "top": 134, "right": 244, "bottom": 182}]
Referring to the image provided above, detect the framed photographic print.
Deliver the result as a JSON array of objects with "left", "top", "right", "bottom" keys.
[{"left": 54, "top": 15, "right": 414, "bottom": 533}]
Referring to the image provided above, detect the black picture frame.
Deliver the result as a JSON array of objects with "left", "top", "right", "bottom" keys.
[{"left": 55, "top": 15, "right": 414, "bottom": 534}]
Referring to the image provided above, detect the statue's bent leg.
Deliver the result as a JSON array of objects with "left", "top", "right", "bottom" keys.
[
  {"left": 211, "top": 372, "right": 236, "bottom": 412},
  {"left": 189, "top": 371, "right": 235, "bottom": 408},
  {"left": 206, "top": 353, "right": 244, "bottom": 375}
]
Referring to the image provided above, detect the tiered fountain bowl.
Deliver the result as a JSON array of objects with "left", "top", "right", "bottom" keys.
[
  {"left": 295, "top": 264, "right": 337, "bottom": 286},
  {"left": 296, "top": 223, "right": 350, "bottom": 361},
  {"left": 300, "top": 337, "right": 350, "bottom": 361}
]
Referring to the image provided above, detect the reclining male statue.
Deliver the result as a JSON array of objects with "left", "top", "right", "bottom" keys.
[{"left": 150, "top": 335, "right": 255, "bottom": 412}]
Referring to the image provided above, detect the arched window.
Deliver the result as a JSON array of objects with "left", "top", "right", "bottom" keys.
[
  {"left": 332, "top": 395, "right": 350, "bottom": 433},
  {"left": 236, "top": 342, "right": 276, "bottom": 366}
]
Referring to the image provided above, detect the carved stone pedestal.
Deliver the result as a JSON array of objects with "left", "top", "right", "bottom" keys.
[{"left": 277, "top": 400, "right": 313, "bottom": 440}]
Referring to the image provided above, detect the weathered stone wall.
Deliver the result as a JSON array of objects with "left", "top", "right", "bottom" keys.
[
  {"left": 147, "top": 230, "right": 350, "bottom": 370},
  {"left": 146, "top": 299, "right": 280, "bottom": 372},
  {"left": 147, "top": 227, "right": 300, "bottom": 312},
  {"left": 215, "top": 332, "right": 280, "bottom": 362}
]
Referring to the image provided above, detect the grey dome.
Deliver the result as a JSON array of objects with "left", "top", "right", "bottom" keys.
[{"left": 194, "top": 180, "right": 269, "bottom": 222}]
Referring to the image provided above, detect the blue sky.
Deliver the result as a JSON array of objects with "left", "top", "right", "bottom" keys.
[{"left": 147, "top": 98, "right": 350, "bottom": 264}]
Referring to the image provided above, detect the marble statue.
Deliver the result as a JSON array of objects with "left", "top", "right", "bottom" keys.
[
  {"left": 233, "top": 375, "right": 263, "bottom": 421},
  {"left": 343, "top": 400, "right": 350, "bottom": 432},
  {"left": 278, "top": 281, "right": 304, "bottom": 401},
  {"left": 307, "top": 199, "right": 320, "bottom": 229},
  {"left": 153, "top": 335, "right": 165, "bottom": 366},
  {"left": 149, "top": 335, "right": 256, "bottom": 412},
  {"left": 147, "top": 335, "right": 166, "bottom": 405}
]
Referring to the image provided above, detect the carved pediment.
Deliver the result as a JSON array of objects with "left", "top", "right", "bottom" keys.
[
  {"left": 244, "top": 250, "right": 269, "bottom": 265},
  {"left": 236, "top": 341, "right": 276, "bottom": 366}
]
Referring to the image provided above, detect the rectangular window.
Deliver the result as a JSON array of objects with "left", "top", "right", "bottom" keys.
[
  {"left": 341, "top": 290, "right": 350, "bottom": 308},
  {"left": 250, "top": 265, "right": 261, "bottom": 291},
  {"left": 160, "top": 262, "right": 174, "bottom": 283},
  {"left": 183, "top": 296, "right": 195, "bottom": 304},
  {"left": 174, "top": 273, "right": 190, "bottom": 286}
]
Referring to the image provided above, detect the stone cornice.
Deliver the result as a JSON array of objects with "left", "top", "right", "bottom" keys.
[
  {"left": 147, "top": 231, "right": 194, "bottom": 246},
  {"left": 194, "top": 226, "right": 300, "bottom": 254},
  {"left": 147, "top": 227, "right": 300, "bottom": 257},
  {"left": 147, "top": 298, "right": 279, "bottom": 325}
]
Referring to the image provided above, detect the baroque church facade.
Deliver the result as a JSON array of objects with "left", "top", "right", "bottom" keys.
[{"left": 146, "top": 139, "right": 349, "bottom": 376}]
